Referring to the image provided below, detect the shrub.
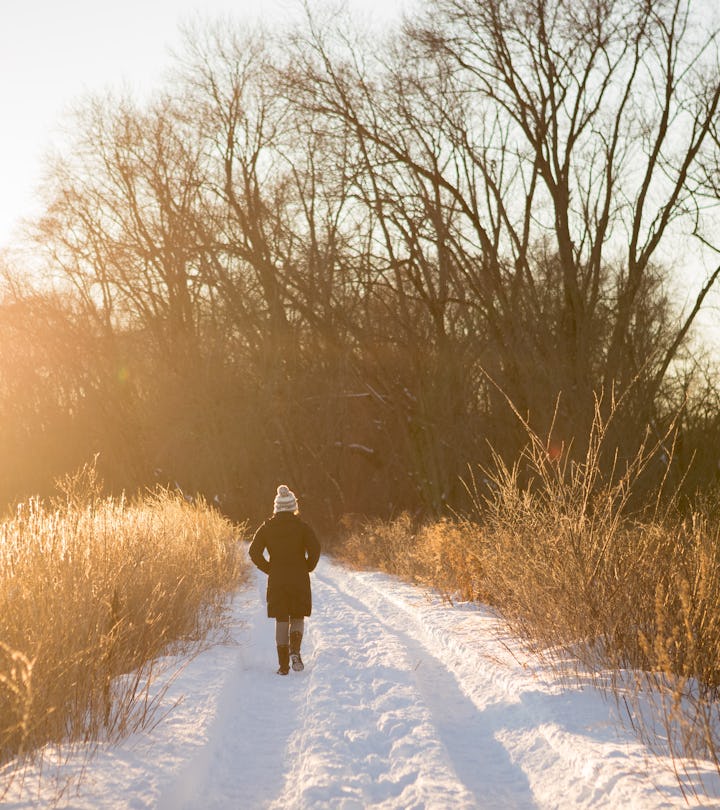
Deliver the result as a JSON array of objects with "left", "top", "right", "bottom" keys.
[
  {"left": 0, "top": 470, "right": 246, "bottom": 768},
  {"left": 333, "top": 396, "right": 720, "bottom": 792}
]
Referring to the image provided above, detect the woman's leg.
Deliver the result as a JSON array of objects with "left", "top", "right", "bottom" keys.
[
  {"left": 275, "top": 618, "right": 290, "bottom": 674},
  {"left": 289, "top": 617, "right": 304, "bottom": 671},
  {"left": 275, "top": 619, "right": 290, "bottom": 646}
]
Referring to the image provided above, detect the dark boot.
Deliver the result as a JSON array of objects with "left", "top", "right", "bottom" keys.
[
  {"left": 276, "top": 645, "right": 290, "bottom": 675},
  {"left": 289, "top": 631, "right": 304, "bottom": 672}
]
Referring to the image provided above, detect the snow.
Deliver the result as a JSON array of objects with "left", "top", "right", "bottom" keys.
[{"left": 3, "top": 555, "right": 720, "bottom": 809}]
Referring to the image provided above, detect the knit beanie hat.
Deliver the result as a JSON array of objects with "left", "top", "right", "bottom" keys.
[{"left": 273, "top": 484, "right": 298, "bottom": 514}]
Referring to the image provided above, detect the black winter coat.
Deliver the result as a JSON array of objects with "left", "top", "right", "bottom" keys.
[{"left": 249, "top": 512, "right": 321, "bottom": 618}]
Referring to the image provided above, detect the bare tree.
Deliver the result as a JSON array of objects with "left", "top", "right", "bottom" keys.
[
  {"left": 9, "top": 3, "right": 720, "bottom": 518},
  {"left": 284, "top": 1, "right": 720, "bottom": 462},
  {"left": 36, "top": 93, "right": 219, "bottom": 363},
  {"left": 417, "top": 0, "right": 720, "bottom": 414}
]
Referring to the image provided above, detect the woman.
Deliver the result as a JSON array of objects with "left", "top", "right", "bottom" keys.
[{"left": 249, "top": 485, "right": 321, "bottom": 675}]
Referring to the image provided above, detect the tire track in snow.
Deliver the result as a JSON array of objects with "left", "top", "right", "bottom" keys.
[
  {"left": 306, "top": 566, "right": 539, "bottom": 810},
  {"left": 156, "top": 557, "right": 720, "bottom": 809},
  {"left": 330, "top": 563, "right": 717, "bottom": 809},
  {"left": 8, "top": 556, "right": 720, "bottom": 808},
  {"left": 260, "top": 559, "right": 541, "bottom": 809}
]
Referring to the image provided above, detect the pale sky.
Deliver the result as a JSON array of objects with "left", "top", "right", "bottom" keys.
[
  {"left": 0, "top": 0, "right": 408, "bottom": 248},
  {"left": 2, "top": 0, "right": 719, "bottom": 350}
]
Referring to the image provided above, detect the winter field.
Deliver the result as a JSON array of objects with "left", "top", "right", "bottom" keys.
[{"left": 3, "top": 555, "right": 720, "bottom": 809}]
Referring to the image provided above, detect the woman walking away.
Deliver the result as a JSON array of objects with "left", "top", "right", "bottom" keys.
[{"left": 249, "top": 485, "right": 321, "bottom": 675}]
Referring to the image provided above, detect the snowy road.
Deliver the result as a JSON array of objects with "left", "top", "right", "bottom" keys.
[{"left": 5, "top": 556, "right": 720, "bottom": 808}]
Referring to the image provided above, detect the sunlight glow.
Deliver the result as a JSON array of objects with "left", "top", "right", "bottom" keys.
[{"left": 0, "top": 0, "right": 408, "bottom": 248}]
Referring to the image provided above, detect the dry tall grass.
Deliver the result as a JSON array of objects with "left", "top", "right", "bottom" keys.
[
  {"left": 334, "top": 398, "right": 720, "bottom": 794},
  {"left": 0, "top": 464, "right": 245, "bottom": 774},
  {"left": 336, "top": 512, "right": 484, "bottom": 604}
]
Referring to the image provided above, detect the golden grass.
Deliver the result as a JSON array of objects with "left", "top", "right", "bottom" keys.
[
  {"left": 336, "top": 512, "right": 484, "bottom": 603},
  {"left": 0, "top": 465, "right": 246, "bottom": 772},
  {"left": 333, "top": 398, "right": 720, "bottom": 793}
]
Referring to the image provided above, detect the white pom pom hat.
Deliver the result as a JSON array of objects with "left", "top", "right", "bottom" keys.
[{"left": 273, "top": 484, "right": 298, "bottom": 514}]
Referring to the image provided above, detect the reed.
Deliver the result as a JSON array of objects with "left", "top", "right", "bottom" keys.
[
  {"left": 0, "top": 465, "right": 246, "bottom": 773},
  {"left": 333, "top": 397, "right": 720, "bottom": 793}
]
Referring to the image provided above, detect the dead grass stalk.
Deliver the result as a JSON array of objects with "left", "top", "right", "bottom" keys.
[{"left": 0, "top": 464, "right": 246, "bottom": 785}]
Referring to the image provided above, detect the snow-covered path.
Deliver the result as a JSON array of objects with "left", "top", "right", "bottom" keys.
[{"left": 5, "top": 556, "right": 720, "bottom": 808}]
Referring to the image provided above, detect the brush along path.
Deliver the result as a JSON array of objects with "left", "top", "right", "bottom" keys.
[{"left": 157, "top": 557, "right": 717, "bottom": 809}]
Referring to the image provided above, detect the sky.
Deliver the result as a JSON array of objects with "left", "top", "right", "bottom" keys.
[
  {"left": 2, "top": 1, "right": 719, "bottom": 348},
  {"left": 0, "top": 0, "right": 408, "bottom": 249}
]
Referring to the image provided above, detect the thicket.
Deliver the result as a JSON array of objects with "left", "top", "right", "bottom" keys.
[
  {"left": 333, "top": 399, "right": 720, "bottom": 795},
  {"left": 0, "top": 464, "right": 245, "bottom": 785},
  {"left": 0, "top": 0, "right": 718, "bottom": 528}
]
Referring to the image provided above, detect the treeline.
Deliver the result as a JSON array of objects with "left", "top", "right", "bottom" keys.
[{"left": 1, "top": 0, "right": 720, "bottom": 527}]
